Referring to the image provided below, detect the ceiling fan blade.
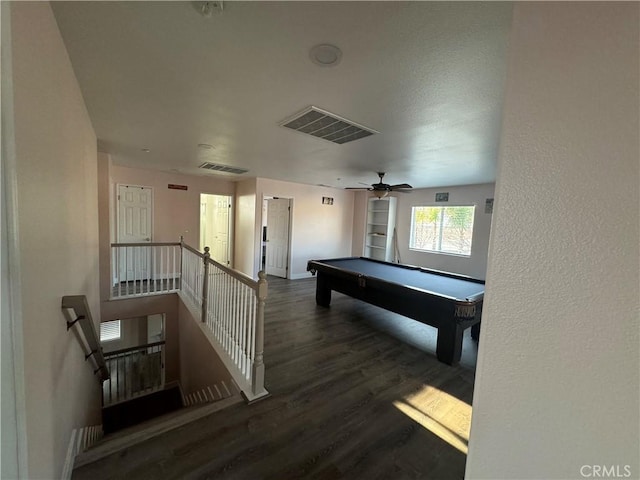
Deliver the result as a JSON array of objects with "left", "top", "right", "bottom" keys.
[
  {"left": 390, "top": 183, "right": 412, "bottom": 189},
  {"left": 345, "top": 187, "right": 372, "bottom": 190},
  {"left": 391, "top": 189, "right": 412, "bottom": 193}
]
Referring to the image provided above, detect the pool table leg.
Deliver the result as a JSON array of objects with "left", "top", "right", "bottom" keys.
[
  {"left": 315, "top": 275, "right": 332, "bottom": 307},
  {"left": 471, "top": 322, "right": 481, "bottom": 341},
  {"left": 436, "top": 323, "right": 464, "bottom": 365}
]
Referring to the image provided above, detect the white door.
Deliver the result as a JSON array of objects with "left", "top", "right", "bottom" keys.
[
  {"left": 117, "top": 185, "right": 153, "bottom": 282},
  {"left": 200, "top": 194, "right": 231, "bottom": 265},
  {"left": 213, "top": 196, "right": 230, "bottom": 265},
  {"left": 265, "top": 197, "right": 290, "bottom": 278}
]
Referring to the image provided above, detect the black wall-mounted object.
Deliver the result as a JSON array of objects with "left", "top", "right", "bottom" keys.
[{"left": 485, "top": 198, "right": 494, "bottom": 214}]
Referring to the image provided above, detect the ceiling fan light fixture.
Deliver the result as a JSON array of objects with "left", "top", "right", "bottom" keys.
[
  {"left": 373, "top": 190, "right": 389, "bottom": 199},
  {"left": 345, "top": 172, "right": 412, "bottom": 195}
]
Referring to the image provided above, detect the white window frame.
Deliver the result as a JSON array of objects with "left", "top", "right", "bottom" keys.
[{"left": 409, "top": 205, "right": 476, "bottom": 257}]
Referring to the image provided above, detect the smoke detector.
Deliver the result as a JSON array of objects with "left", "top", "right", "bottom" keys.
[{"left": 309, "top": 44, "right": 342, "bottom": 67}]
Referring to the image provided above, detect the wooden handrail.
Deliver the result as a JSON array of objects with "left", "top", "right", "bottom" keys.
[
  {"left": 103, "top": 340, "right": 166, "bottom": 357},
  {"left": 181, "top": 242, "right": 203, "bottom": 257},
  {"left": 205, "top": 256, "right": 258, "bottom": 288},
  {"left": 110, "top": 242, "right": 180, "bottom": 248},
  {"left": 180, "top": 237, "right": 257, "bottom": 287},
  {"left": 61, "top": 295, "right": 110, "bottom": 382}
]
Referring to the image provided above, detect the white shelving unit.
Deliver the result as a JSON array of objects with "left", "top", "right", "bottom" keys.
[{"left": 364, "top": 196, "right": 397, "bottom": 262}]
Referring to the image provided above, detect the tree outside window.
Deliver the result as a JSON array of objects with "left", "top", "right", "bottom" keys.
[{"left": 410, "top": 206, "right": 475, "bottom": 256}]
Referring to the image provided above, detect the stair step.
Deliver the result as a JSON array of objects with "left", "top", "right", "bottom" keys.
[
  {"left": 102, "top": 384, "right": 183, "bottom": 434},
  {"left": 183, "top": 379, "right": 239, "bottom": 406},
  {"left": 75, "top": 394, "right": 243, "bottom": 469}
]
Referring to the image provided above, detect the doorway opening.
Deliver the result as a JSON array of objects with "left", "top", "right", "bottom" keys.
[
  {"left": 262, "top": 197, "right": 291, "bottom": 278},
  {"left": 199, "top": 194, "right": 232, "bottom": 266}
]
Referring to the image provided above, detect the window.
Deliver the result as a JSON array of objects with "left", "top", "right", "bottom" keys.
[
  {"left": 409, "top": 206, "right": 475, "bottom": 256},
  {"left": 100, "top": 320, "right": 121, "bottom": 342}
]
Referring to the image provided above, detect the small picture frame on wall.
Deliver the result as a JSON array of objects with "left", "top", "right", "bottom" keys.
[{"left": 435, "top": 192, "right": 449, "bottom": 202}]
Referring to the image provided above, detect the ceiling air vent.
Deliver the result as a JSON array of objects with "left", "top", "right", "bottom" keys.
[
  {"left": 280, "top": 106, "right": 378, "bottom": 145},
  {"left": 199, "top": 162, "right": 249, "bottom": 175}
]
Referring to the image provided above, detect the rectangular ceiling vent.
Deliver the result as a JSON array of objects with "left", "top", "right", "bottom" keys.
[
  {"left": 199, "top": 162, "right": 249, "bottom": 175},
  {"left": 280, "top": 106, "right": 378, "bottom": 145}
]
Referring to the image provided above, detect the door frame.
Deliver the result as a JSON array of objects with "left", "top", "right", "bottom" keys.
[{"left": 262, "top": 195, "right": 293, "bottom": 279}]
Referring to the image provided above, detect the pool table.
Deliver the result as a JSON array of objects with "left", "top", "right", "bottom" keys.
[{"left": 307, "top": 257, "right": 484, "bottom": 365}]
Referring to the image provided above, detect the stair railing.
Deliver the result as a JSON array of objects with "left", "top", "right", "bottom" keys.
[
  {"left": 180, "top": 240, "right": 269, "bottom": 402},
  {"left": 110, "top": 242, "right": 181, "bottom": 299},
  {"left": 109, "top": 238, "right": 269, "bottom": 402},
  {"left": 61, "top": 295, "right": 109, "bottom": 382},
  {"left": 102, "top": 341, "right": 166, "bottom": 406}
]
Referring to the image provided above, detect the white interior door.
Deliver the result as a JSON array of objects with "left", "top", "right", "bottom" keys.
[
  {"left": 117, "top": 185, "right": 153, "bottom": 282},
  {"left": 265, "top": 197, "right": 290, "bottom": 278},
  {"left": 147, "top": 314, "right": 164, "bottom": 343},
  {"left": 213, "top": 196, "right": 230, "bottom": 265},
  {"left": 200, "top": 194, "right": 231, "bottom": 265}
]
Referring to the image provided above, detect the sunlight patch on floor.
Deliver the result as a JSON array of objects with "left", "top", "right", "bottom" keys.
[{"left": 393, "top": 385, "right": 472, "bottom": 454}]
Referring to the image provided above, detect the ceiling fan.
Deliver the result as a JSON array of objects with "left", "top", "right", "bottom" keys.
[{"left": 346, "top": 172, "right": 413, "bottom": 198}]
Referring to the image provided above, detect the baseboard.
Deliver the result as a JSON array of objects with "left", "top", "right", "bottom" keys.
[{"left": 289, "top": 272, "right": 314, "bottom": 280}]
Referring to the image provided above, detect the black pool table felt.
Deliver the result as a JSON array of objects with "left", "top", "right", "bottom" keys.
[{"left": 318, "top": 258, "right": 483, "bottom": 301}]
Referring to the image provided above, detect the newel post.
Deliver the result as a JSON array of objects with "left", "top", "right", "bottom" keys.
[
  {"left": 252, "top": 270, "right": 268, "bottom": 395},
  {"left": 201, "top": 247, "right": 210, "bottom": 323}
]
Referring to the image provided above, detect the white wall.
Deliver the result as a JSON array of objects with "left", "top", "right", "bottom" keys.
[
  {"left": 234, "top": 178, "right": 258, "bottom": 277},
  {"left": 101, "top": 316, "right": 148, "bottom": 354},
  {"left": 399, "top": 184, "right": 494, "bottom": 279},
  {"left": 108, "top": 164, "right": 235, "bottom": 247},
  {"left": 467, "top": 3, "right": 639, "bottom": 479},
  {"left": 352, "top": 184, "right": 494, "bottom": 279},
  {"left": 1, "top": 3, "right": 27, "bottom": 477},
  {"left": 9, "top": 3, "right": 102, "bottom": 477},
  {"left": 256, "top": 178, "right": 355, "bottom": 279},
  {"left": 177, "top": 301, "right": 233, "bottom": 397},
  {"left": 96, "top": 154, "right": 182, "bottom": 385}
]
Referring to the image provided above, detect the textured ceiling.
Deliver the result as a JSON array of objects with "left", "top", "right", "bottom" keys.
[{"left": 52, "top": 1, "right": 512, "bottom": 189}]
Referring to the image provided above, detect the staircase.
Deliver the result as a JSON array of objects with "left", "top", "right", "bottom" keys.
[{"left": 72, "top": 381, "right": 243, "bottom": 473}]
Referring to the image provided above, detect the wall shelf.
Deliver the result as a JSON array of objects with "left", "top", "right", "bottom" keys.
[{"left": 364, "top": 197, "right": 397, "bottom": 262}]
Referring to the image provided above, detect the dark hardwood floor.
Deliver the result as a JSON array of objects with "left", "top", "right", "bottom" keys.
[{"left": 74, "top": 276, "right": 477, "bottom": 480}]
